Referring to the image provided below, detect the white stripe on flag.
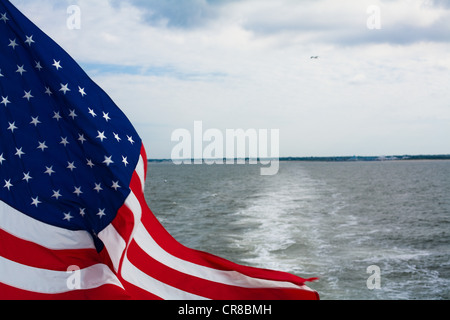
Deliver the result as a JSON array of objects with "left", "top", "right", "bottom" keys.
[
  {"left": 0, "top": 200, "right": 95, "bottom": 250},
  {"left": 98, "top": 189, "right": 142, "bottom": 272},
  {"left": 133, "top": 223, "right": 301, "bottom": 289},
  {"left": 120, "top": 255, "right": 208, "bottom": 300},
  {"left": 125, "top": 191, "right": 142, "bottom": 234},
  {"left": 98, "top": 224, "right": 126, "bottom": 272},
  {"left": 0, "top": 256, "right": 123, "bottom": 294},
  {"left": 136, "top": 155, "right": 146, "bottom": 191}
]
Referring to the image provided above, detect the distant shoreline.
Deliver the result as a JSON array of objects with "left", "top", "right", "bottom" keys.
[{"left": 147, "top": 155, "right": 450, "bottom": 163}]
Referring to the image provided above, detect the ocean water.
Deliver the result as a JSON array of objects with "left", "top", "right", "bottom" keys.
[{"left": 144, "top": 160, "right": 450, "bottom": 300}]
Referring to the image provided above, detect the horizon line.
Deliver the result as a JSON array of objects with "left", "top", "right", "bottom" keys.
[{"left": 147, "top": 154, "right": 450, "bottom": 162}]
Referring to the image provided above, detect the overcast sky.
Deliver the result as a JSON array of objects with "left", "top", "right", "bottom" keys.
[{"left": 11, "top": 0, "right": 450, "bottom": 158}]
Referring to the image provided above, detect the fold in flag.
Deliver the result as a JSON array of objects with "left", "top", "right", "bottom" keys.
[{"left": 0, "top": 0, "right": 319, "bottom": 300}]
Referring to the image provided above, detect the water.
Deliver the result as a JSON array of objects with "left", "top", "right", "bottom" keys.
[{"left": 144, "top": 161, "right": 450, "bottom": 300}]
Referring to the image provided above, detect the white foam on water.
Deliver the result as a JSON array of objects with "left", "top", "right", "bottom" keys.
[{"left": 228, "top": 167, "right": 326, "bottom": 275}]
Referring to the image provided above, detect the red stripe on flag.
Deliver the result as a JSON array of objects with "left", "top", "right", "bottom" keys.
[
  {"left": 116, "top": 273, "right": 164, "bottom": 301},
  {"left": 111, "top": 203, "right": 136, "bottom": 249},
  {"left": 0, "top": 229, "right": 101, "bottom": 271},
  {"left": 0, "top": 282, "right": 129, "bottom": 300},
  {"left": 126, "top": 239, "right": 318, "bottom": 300},
  {"left": 141, "top": 145, "right": 148, "bottom": 180}
]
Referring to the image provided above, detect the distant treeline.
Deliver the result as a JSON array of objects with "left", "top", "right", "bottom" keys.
[
  {"left": 148, "top": 155, "right": 450, "bottom": 163},
  {"left": 278, "top": 155, "right": 450, "bottom": 162}
]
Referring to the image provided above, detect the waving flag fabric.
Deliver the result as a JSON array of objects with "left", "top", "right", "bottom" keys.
[{"left": 0, "top": 0, "right": 319, "bottom": 300}]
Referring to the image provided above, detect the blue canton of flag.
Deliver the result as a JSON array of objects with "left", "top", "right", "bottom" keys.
[{"left": 0, "top": 0, "right": 141, "bottom": 251}]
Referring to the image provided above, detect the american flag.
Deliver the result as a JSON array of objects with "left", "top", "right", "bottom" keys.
[{"left": 0, "top": 0, "right": 319, "bottom": 300}]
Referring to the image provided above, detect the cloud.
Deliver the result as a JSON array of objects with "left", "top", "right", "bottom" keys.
[
  {"left": 9, "top": 0, "right": 450, "bottom": 158},
  {"left": 14, "top": 0, "right": 450, "bottom": 69},
  {"left": 109, "top": 0, "right": 241, "bottom": 29},
  {"left": 427, "top": 0, "right": 450, "bottom": 9},
  {"left": 224, "top": 0, "right": 450, "bottom": 46}
]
